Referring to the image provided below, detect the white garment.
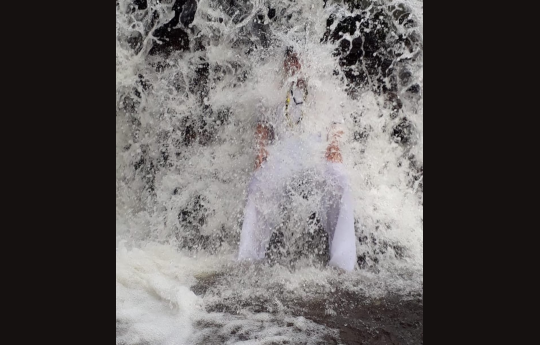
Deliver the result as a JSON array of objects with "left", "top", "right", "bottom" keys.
[
  {"left": 258, "top": 84, "right": 307, "bottom": 141},
  {"left": 238, "top": 85, "right": 357, "bottom": 272},
  {"left": 258, "top": 83, "right": 346, "bottom": 143}
]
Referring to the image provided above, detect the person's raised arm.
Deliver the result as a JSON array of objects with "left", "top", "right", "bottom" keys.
[
  {"left": 255, "top": 122, "right": 270, "bottom": 170},
  {"left": 325, "top": 122, "right": 344, "bottom": 163}
]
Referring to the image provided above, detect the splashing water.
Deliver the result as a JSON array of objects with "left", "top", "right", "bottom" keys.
[{"left": 117, "top": 0, "right": 423, "bottom": 343}]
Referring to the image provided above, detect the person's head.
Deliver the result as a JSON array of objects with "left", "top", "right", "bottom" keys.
[{"left": 284, "top": 47, "right": 301, "bottom": 76}]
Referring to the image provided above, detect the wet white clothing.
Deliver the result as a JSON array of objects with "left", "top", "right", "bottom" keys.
[{"left": 238, "top": 85, "right": 357, "bottom": 271}]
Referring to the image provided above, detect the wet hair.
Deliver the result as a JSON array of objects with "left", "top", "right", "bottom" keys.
[
  {"left": 284, "top": 47, "right": 300, "bottom": 68},
  {"left": 285, "top": 46, "right": 295, "bottom": 57},
  {"left": 284, "top": 46, "right": 301, "bottom": 76}
]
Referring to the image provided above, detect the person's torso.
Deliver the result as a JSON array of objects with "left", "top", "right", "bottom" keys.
[{"left": 272, "top": 84, "right": 311, "bottom": 140}]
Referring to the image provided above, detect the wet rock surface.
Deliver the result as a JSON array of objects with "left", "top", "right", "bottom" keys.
[
  {"left": 290, "top": 289, "right": 423, "bottom": 345},
  {"left": 192, "top": 273, "right": 423, "bottom": 345},
  {"left": 322, "top": 0, "right": 422, "bottom": 115},
  {"left": 148, "top": 0, "right": 197, "bottom": 56}
]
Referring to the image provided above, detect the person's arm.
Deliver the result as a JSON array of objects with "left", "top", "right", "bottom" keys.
[
  {"left": 255, "top": 123, "right": 270, "bottom": 169},
  {"left": 326, "top": 122, "right": 344, "bottom": 163}
]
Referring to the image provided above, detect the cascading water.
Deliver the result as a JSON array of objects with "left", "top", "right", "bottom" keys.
[{"left": 116, "top": 0, "right": 423, "bottom": 343}]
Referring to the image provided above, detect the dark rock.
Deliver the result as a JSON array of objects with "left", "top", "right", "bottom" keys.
[
  {"left": 407, "top": 83, "right": 421, "bottom": 94},
  {"left": 137, "top": 74, "right": 151, "bottom": 91},
  {"left": 357, "top": 229, "right": 406, "bottom": 271},
  {"left": 391, "top": 117, "right": 415, "bottom": 145},
  {"left": 189, "top": 59, "right": 209, "bottom": 98},
  {"left": 341, "top": 36, "right": 363, "bottom": 65},
  {"left": 354, "top": 128, "right": 370, "bottom": 142},
  {"left": 216, "top": 108, "right": 231, "bottom": 125},
  {"left": 329, "top": 15, "right": 362, "bottom": 43},
  {"left": 126, "top": 31, "right": 143, "bottom": 54},
  {"left": 177, "top": 195, "right": 210, "bottom": 249},
  {"left": 148, "top": 8, "right": 160, "bottom": 32},
  {"left": 323, "top": 3, "right": 420, "bottom": 97},
  {"left": 148, "top": 0, "right": 197, "bottom": 56},
  {"left": 268, "top": 8, "right": 276, "bottom": 20},
  {"left": 133, "top": 150, "right": 156, "bottom": 193},
  {"left": 361, "top": 29, "right": 384, "bottom": 59},
  {"left": 337, "top": 38, "right": 351, "bottom": 55},
  {"left": 399, "top": 69, "right": 413, "bottom": 86},
  {"left": 250, "top": 21, "right": 271, "bottom": 48},
  {"left": 183, "top": 122, "right": 197, "bottom": 146},
  {"left": 168, "top": 0, "right": 192, "bottom": 28},
  {"left": 407, "top": 155, "right": 423, "bottom": 193},
  {"left": 343, "top": 0, "right": 373, "bottom": 11},
  {"left": 178, "top": 195, "right": 206, "bottom": 227},
  {"left": 221, "top": 0, "right": 254, "bottom": 25},
  {"left": 324, "top": 11, "right": 393, "bottom": 92},
  {"left": 192, "top": 35, "right": 208, "bottom": 52},
  {"left": 176, "top": 195, "right": 225, "bottom": 253},
  {"left": 120, "top": 94, "right": 140, "bottom": 115},
  {"left": 149, "top": 27, "right": 189, "bottom": 56},
  {"left": 153, "top": 60, "right": 169, "bottom": 73},
  {"left": 386, "top": 92, "right": 403, "bottom": 114},
  {"left": 191, "top": 275, "right": 423, "bottom": 345},
  {"left": 326, "top": 13, "right": 335, "bottom": 28},
  {"left": 132, "top": 0, "right": 147, "bottom": 10},
  {"left": 179, "top": 0, "right": 197, "bottom": 27}
]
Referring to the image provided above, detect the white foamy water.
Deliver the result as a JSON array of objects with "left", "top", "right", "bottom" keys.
[
  {"left": 117, "top": 0, "right": 423, "bottom": 343},
  {"left": 116, "top": 243, "right": 342, "bottom": 344}
]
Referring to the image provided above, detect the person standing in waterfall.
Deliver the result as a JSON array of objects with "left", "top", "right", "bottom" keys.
[{"left": 237, "top": 47, "right": 357, "bottom": 272}]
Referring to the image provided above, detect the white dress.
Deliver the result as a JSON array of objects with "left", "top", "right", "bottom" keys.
[{"left": 238, "top": 84, "right": 357, "bottom": 272}]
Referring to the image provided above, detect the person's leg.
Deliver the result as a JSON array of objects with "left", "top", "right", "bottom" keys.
[
  {"left": 320, "top": 162, "right": 357, "bottom": 271},
  {"left": 238, "top": 159, "right": 284, "bottom": 262},
  {"left": 238, "top": 175, "right": 275, "bottom": 261}
]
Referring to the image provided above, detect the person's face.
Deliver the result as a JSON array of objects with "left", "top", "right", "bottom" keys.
[{"left": 284, "top": 54, "right": 301, "bottom": 76}]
